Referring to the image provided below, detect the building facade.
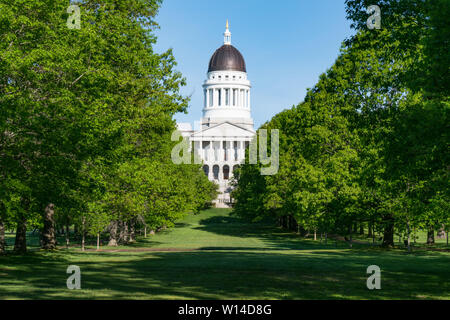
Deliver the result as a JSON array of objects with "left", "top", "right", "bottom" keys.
[{"left": 177, "top": 21, "right": 255, "bottom": 207}]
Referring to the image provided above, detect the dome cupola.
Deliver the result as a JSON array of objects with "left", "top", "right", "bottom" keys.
[
  {"left": 202, "top": 21, "right": 253, "bottom": 130},
  {"left": 208, "top": 45, "right": 246, "bottom": 73},
  {"left": 207, "top": 20, "right": 246, "bottom": 73}
]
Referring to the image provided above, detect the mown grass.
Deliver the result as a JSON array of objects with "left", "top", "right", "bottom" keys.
[{"left": 0, "top": 209, "right": 449, "bottom": 300}]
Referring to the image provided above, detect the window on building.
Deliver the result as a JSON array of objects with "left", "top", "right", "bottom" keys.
[
  {"left": 233, "top": 89, "right": 237, "bottom": 106},
  {"left": 203, "top": 165, "right": 209, "bottom": 177},
  {"left": 217, "top": 89, "right": 221, "bottom": 106},
  {"left": 223, "top": 165, "right": 230, "bottom": 180},
  {"left": 213, "top": 165, "right": 219, "bottom": 180}
]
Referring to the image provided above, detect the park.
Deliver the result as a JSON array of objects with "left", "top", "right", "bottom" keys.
[
  {"left": 1, "top": 209, "right": 449, "bottom": 299},
  {"left": 0, "top": 0, "right": 448, "bottom": 302}
]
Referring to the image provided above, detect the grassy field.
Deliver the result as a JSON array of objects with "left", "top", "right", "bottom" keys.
[{"left": 0, "top": 208, "right": 449, "bottom": 300}]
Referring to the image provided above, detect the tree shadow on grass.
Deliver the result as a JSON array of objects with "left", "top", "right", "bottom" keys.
[
  {"left": 194, "top": 214, "right": 368, "bottom": 251},
  {"left": 1, "top": 250, "right": 448, "bottom": 300}
]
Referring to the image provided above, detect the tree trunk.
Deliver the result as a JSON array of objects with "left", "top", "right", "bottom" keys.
[
  {"left": 41, "top": 203, "right": 56, "bottom": 250},
  {"left": 382, "top": 215, "right": 394, "bottom": 247},
  {"left": 348, "top": 226, "right": 353, "bottom": 248},
  {"left": 0, "top": 203, "right": 6, "bottom": 254},
  {"left": 144, "top": 226, "right": 147, "bottom": 238},
  {"left": 359, "top": 224, "right": 364, "bottom": 235},
  {"left": 108, "top": 221, "right": 118, "bottom": 246},
  {"left": 407, "top": 221, "right": 411, "bottom": 252},
  {"left": 368, "top": 222, "right": 373, "bottom": 238},
  {"left": 81, "top": 232, "right": 85, "bottom": 251},
  {"left": 0, "top": 218, "right": 5, "bottom": 254},
  {"left": 427, "top": 227, "right": 435, "bottom": 245},
  {"left": 14, "top": 214, "right": 27, "bottom": 253},
  {"left": 81, "top": 216, "right": 86, "bottom": 251},
  {"left": 120, "top": 221, "right": 129, "bottom": 244},
  {"left": 66, "top": 223, "right": 70, "bottom": 248},
  {"left": 325, "top": 232, "right": 328, "bottom": 245},
  {"left": 314, "top": 229, "right": 317, "bottom": 241},
  {"left": 129, "top": 221, "right": 135, "bottom": 242},
  {"left": 97, "top": 233, "right": 100, "bottom": 250}
]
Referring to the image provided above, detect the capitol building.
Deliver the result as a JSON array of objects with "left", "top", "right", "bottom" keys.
[{"left": 177, "top": 21, "right": 256, "bottom": 207}]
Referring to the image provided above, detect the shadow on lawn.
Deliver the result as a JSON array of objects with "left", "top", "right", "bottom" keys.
[
  {"left": 1, "top": 250, "right": 448, "bottom": 300},
  {"left": 194, "top": 214, "right": 369, "bottom": 251}
]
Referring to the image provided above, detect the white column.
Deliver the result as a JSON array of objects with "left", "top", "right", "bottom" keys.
[
  {"left": 240, "top": 140, "right": 246, "bottom": 161},
  {"left": 237, "top": 141, "right": 242, "bottom": 161},
  {"left": 198, "top": 141, "right": 203, "bottom": 162},
  {"left": 248, "top": 90, "right": 251, "bottom": 109},
  {"left": 209, "top": 141, "right": 213, "bottom": 163},
  {"left": 205, "top": 89, "right": 209, "bottom": 108}
]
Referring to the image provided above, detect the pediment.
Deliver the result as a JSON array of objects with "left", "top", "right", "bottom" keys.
[{"left": 191, "top": 122, "right": 255, "bottom": 139}]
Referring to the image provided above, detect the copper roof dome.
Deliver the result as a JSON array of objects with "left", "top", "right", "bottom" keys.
[{"left": 208, "top": 45, "right": 246, "bottom": 73}]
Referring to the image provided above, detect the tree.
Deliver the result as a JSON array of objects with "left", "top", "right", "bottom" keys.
[{"left": 0, "top": 0, "right": 216, "bottom": 253}]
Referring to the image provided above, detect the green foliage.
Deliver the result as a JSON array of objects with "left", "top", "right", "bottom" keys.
[
  {"left": 234, "top": 0, "right": 449, "bottom": 246},
  {"left": 0, "top": 0, "right": 217, "bottom": 251}
]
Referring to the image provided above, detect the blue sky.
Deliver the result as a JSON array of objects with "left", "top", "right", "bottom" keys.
[{"left": 154, "top": 0, "right": 354, "bottom": 128}]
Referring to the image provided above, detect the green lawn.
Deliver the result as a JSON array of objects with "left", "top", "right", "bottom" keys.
[{"left": 0, "top": 209, "right": 449, "bottom": 299}]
